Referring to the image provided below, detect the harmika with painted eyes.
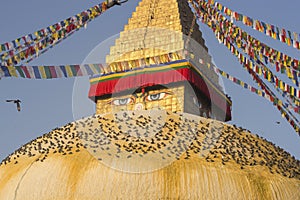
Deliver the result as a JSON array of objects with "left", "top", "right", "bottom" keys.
[
  {"left": 95, "top": 83, "right": 215, "bottom": 119},
  {"left": 111, "top": 92, "right": 169, "bottom": 106},
  {"left": 108, "top": 88, "right": 174, "bottom": 111},
  {"left": 96, "top": 85, "right": 184, "bottom": 114}
]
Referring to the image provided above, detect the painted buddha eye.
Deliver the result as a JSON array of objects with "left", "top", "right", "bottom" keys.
[
  {"left": 147, "top": 92, "right": 166, "bottom": 101},
  {"left": 112, "top": 97, "right": 133, "bottom": 105}
]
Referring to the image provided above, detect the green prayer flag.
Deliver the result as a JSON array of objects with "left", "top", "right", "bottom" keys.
[
  {"left": 15, "top": 66, "right": 25, "bottom": 78},
  {"left": 44, "top": 66, "right": 52, "bottom": 78}
]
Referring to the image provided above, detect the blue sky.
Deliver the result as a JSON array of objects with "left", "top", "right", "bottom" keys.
[{"left": 0, "top": 0, "right": 299, "bottom": 160}]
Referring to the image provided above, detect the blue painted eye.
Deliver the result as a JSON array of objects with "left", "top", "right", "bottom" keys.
[
  {"left": 112, "top": 98, "right": 132, "bottom": 105},
  {"left": 147, "top": 92, "right": 166, "bottom": 101}
]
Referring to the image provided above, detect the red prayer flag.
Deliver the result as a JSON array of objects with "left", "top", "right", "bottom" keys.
[{"left": 276, "top": 62, "right": 279, "bottom": 72}]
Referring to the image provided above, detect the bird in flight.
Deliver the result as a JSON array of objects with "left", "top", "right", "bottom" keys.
[{"left": 6, "top": 99, "right": 21, "bottom": 111}]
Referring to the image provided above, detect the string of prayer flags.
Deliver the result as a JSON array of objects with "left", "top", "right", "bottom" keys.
[
  {"left": 193, "top": 1, "right": 300, "bottom": 99},
  {"left": 24, "top": 31, "right": 77, "bottom": 65},
  {"left": 0, "top": 66, "right": 18, "bottom": 77},
  {"left": 193, "top": 0, "right": 300, "bottom": 109},
  {"left": 198, "top": 61, "right": 300, "bottom": 114},
  {"left": 192, "top": 1, "right": 300, "bottom": 133},
  {"left": 242, "top": 60, "right": 300, "bottom": 133},
  {"left": 194, "top": 0, "right": 300, "bottom": 81},
  {"left": 198, "top": 52, "right": 300, "bottom": 132},
  {"left": 0, "top": 63, "right": 106, "bottom": 79},
  {"left": 2, "top": 25, "right": 79, "bottom": 67},
  {"left": 0, "top": 1, "right": 110, "bottom": 66},
  {"left": 205, "top": 0, "right": 300, "bottom": 50},
  {"left": 227, "top": 35, "right": 300, "bottom": 87},
  {"left": 0, "top": 52, "right": 181, "bottom": 79},
  {"left": 1, "top": 24, "right": 76, "bottom": 64},
  {"left": 0, "top": 1, "right": 108, "bottom": 53},
  {"left": 198, "top": 0, "right": 300, "bottom": 75}
]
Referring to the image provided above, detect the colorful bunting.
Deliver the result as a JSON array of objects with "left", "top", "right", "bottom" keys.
[
  {"left": 198, "top": 61, "right": 299, "bottom": 114},
  {"left": 205, "top": 0, "right": 300, "bottom": 50},
  {"left": 192, "top": 0, "right": 300, "bottom": 133},
  {"left": 0, "top": 64, "right": 106, "bottom": 79},
  {"left": 0, "top": 52, "right": 182, "bottom": 79},
  {"left": 0, "top": 1, "right": 109, "bottom": 66},
  {"left": 196, "top": 1, "right": 300, "bottom": 77},
  {"left": 193, "top": 1, "right": 300, "bottom": 99}
]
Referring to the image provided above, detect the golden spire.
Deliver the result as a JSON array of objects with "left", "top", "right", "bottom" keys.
[{"left": 106, "top": 0, "right": 209, "bottom": 64}]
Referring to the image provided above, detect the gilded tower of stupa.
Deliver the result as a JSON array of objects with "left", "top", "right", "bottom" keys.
[
  {"left": 89, "top": 0, "right": 231, "bottom": 121},
  {"left": 0, "top": 0, "right": 299, "bottom": 199}
]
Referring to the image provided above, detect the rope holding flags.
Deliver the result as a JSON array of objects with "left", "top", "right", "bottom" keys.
[
  {"left": 195, "top": 0, "right": 300, "bottom": 81},
  {"left": 199, "top": 61, "right": 300, "bottom": 115},
  {"left": 191, "top": 0, "right": 300, "bottom": 134},
  {"left": 0, "top": 63, "right": 106, "bottom": 79},
  {"left": 205, "top": 0, "right": 300, "bottom": 50},
  {"left": 0, "top": 1, "right": 108, "bottom": 54},
  {"left": 193, "top": 0, "right": 300, "bottom": 100},
  {"left": 0, "top": 52, "right": 182, "bottom": 79},
  {"left": 0, "top": 0, "right": 113, "bottom": 67}
]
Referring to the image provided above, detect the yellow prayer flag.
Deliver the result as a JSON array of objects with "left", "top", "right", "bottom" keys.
[
  {"left": 34, "top": 32, "right": 39, "bottom": 37},
  {"left": 64, "top": 20, "right": 69, "bottom": 26},
  {"left": 65, "top": 65, "right": 73, "bottom": 77},
  {"left": 15, "top": 39, "right": 21, "bottom": 46},
  {"left": 283, "top": 60, "right": 287, "bottom": 67},
  {"left": 218, "top": 3, "right": 222, "bottom": 10},
  {"left": 7, "top": 66, "right": 18, "bottom": 77},
  {"left": 110, "top": 63, "right": 117, "bottom": 72},
  {"left": 287, "top": 38, "right": 291, "bottom": 46},
  {"left": 38, "top": 66, "right": 46, "bottom": 78},
  {"left": 249, "top": 61, "right": 253, "bottom": 69},
  {"left": 258, "top": 67, "right": 262, "bottom": 75},
  {"left": 243, "top": 16, "right": 247, "bottom": 24},
  {"left": 259, "top": 53, "right": 263, "bottom": 60},
  {"left": 35, "top": 46, "right": 39, "bottom": 55},
  {"left": 226, "top": 8, "right": 231, "bottom": 16},
  {"left": 291, "top": 87, "right": 295, "bottom": 96},
  {"left": 14, "top": 55, "right": 20, "bottom": 63},
  {"left": 53, "top": 32, "right": 59, "bottom": 40},
  {"left": 240, "top": 81, "right": 245, "bottom": 87},
  {"left": 286, "top": 68, "right": 291, "bottom": 78},
  {"left": 7, "top": 58, "right": 12, "bottom": 65},
  {"left": 279, "top": 81, "right": 284, "bottom": 90},
  {"left": 267, "top": 71, "right": 271, "bottom": 81},
  {"left": 50, "top": 25, "right": 56, "bottom": 32},
  {"left": 20, "top": 51, "right": 25, "bottom": 60},
  {"left": 257, "top": 90, "right": 262, "bottom": 96},
  {"left": 276, "top": 52, "right": 280, "bottom": 60}
]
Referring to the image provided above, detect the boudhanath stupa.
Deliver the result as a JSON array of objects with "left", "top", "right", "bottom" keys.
[{"left": 0, "top": 0, "right": 299, "bottom": 199}]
